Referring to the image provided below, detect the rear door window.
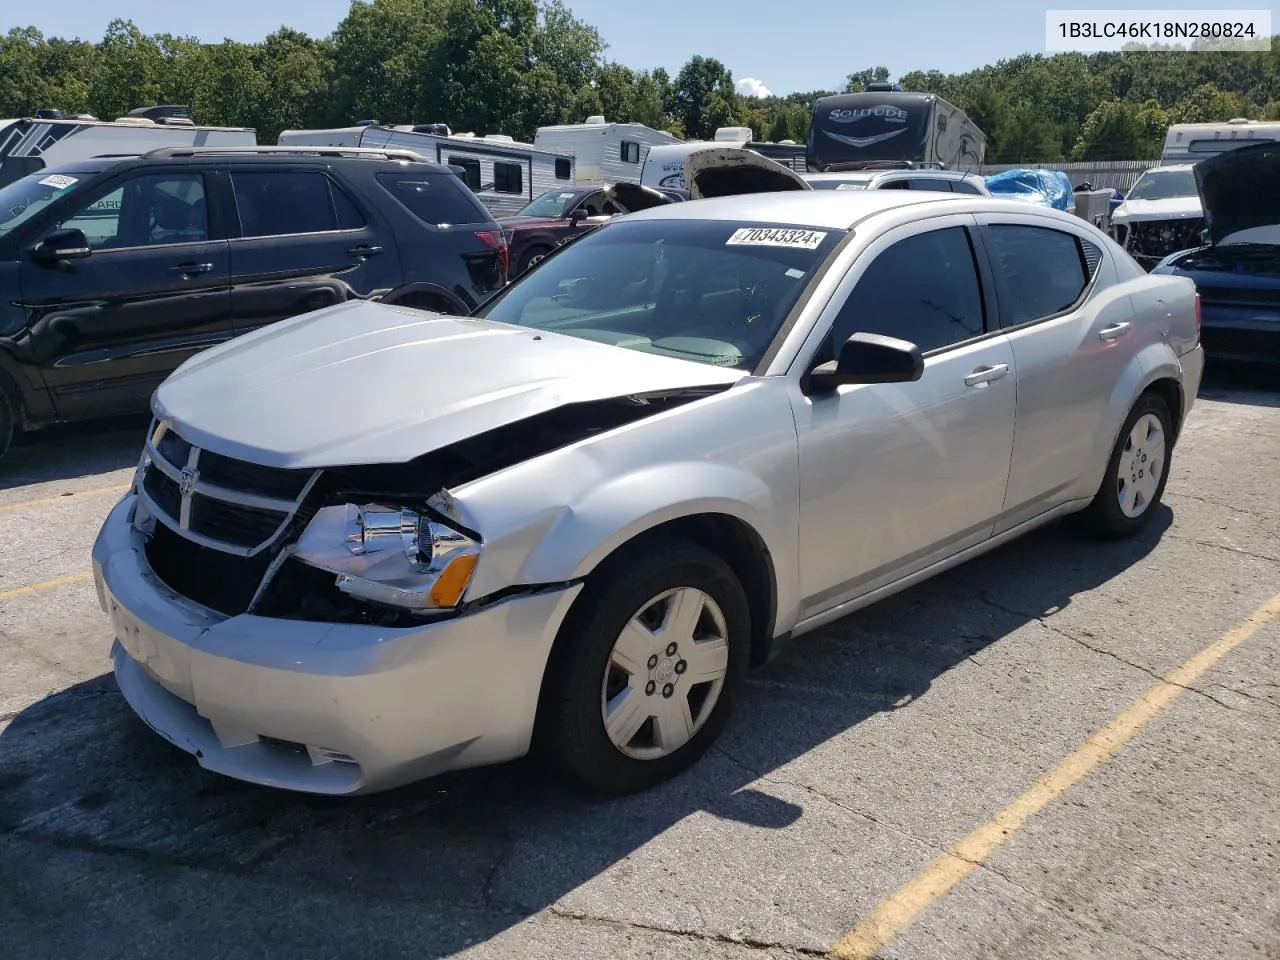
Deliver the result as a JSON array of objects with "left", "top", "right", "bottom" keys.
[
  {"left": 984, "top": 224, "right": 1089, "bottom": 326},
  {"left": 376, "top": 171, "right": 492, "bottom": 226},
  {"left": 230, "top": 170, "right": 358, "bottom": 238}
]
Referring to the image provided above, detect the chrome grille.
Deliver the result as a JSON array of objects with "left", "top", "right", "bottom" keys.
[{"left": 137, "top": 422, "right": 320, "bottom": 557}]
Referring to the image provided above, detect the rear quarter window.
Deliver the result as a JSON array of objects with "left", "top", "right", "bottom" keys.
[{"left": 376, "top": 171, "right": 493, "bottom": 227}]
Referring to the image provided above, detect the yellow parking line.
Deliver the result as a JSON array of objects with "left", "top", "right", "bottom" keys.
[
  {"left": 0, "top": 570, "right": 95, "bottom": 601},
  {"left": 829, "top": 589, "right": 1280, "bottom": 960},
  {"left": 0, "top": 484, "right": 129, "bottom": 514}
]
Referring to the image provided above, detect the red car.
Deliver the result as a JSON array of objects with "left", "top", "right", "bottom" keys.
[{"left": 500, "top": 184, "right": 683, "bottom": 276}]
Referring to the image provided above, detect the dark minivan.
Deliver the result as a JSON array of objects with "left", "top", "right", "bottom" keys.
[{"left": 0, "top": 145, "right": 508, "bottom": 461}]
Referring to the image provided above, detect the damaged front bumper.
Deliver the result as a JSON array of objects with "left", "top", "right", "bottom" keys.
[{"left": 92, "top": 494, "right": 583, "bottom": 795}]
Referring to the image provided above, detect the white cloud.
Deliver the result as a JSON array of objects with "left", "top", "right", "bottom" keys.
[{"left": 735, "top": 77, "right": 773, "bottom": 99}]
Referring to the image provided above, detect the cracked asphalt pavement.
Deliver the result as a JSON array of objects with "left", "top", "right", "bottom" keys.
[{"left": 1, "top": 363, "right": 1277, "bottom": 960}]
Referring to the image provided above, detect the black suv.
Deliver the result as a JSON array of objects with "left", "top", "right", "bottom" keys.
[{"left": 0, "top": 146, "right": 509, "bottom": 460}]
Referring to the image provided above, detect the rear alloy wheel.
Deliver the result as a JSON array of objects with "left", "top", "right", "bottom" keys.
[
  {"left": 538, "top": 541, "right": 750, "bottom": 794},
  {"left": 1074, "top": 391, "right": 1173, "bottom": 539},
  {"left": 518, "top": 246, "right": 551, "bottom": 276}
]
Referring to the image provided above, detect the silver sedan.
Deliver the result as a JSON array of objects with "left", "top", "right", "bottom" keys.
[{"left": 92, "top": 190, "right": 1204, "bottom": 796}]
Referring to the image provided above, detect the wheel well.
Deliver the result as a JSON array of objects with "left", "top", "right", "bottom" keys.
[
  {"left": 582, "top": 513, "right": 779, "bottom": 667},
  {"left": 1144, "top": 377, "right": 1184, "bottom": 440}
]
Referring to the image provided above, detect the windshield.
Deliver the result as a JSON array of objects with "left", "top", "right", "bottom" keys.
[
  {"left": 1126, "top": 169, "right": 1197, "bottom": 201},
  {"left": 517, "top": 190, "right": 584, "bottom": 218},
  {"left": 0, "top": 170, "right": 88, "bottom": 238},
  {"left": 475, "top": 218, "right": 845, "bottom": 370}
]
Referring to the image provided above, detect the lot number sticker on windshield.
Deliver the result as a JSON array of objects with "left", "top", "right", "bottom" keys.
[
  {"left": 726, "top": 227, "right": 828, "bottom": 250},
  {"left": 38, "top": 174, "right": 78, "bottom": 189}
]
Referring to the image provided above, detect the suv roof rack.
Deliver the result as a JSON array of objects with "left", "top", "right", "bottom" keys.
[
  {"left": 141, "top": 145, "right": 430, "bottom": 163},
  {"left": 820, "top": 159, "right": 950, "bottom": 173}
]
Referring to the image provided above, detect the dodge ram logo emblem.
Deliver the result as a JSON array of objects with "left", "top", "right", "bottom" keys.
[{"left": 179, "top": 467, "right": 198, "bottom": 497}]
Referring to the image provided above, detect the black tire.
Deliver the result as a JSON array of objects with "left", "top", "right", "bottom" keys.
[
  {"left": 517, "top": 245, "right": 552, "bottom": 276},
  {"left": 1072, "top": 390, "right": 1174, "bottom": 540},
  {"left": 536, "top": 540, "right": 751, "bottom": 795},
  {"left": 0, "top": 391, "right": 13, "bottom": 465}
]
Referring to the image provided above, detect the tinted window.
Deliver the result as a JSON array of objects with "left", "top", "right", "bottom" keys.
[
  {"left": 447, "top": 156, "right": 482, "bottom": 189},
  {"left": 61, "top": 173, "right": 207, "bottom": 249},
  {"left": 0, "top": 170, "right": 91, "bottom": 239},
  {"left": 554, "top": 157, "right": 572, "bottom": 180},
  {"left": 985, "top": 225, "right": 1088, "bottom": 326},
  {"left": 377, "top": 171, "right": 491, "bottom": 226},
  {"left": 331, "top": 180, "right": 366, "bottom": 229},
  {"left": 231, "top": 171, "right": 357, "bottom": 238},
  {"left": 494, "top": 162, "right": 523, "bottom": 194},
  {"left": 828, "top": 226, "right": 985, "bottom": 355},
  {"left": 877, "top": 179, "right": 910, "bottom": 190},
  {"left": 907, "top": 177, "right": 953, "bottom": 191},
  {"left": 476, "top": 219, "right": 846, "bottom": 371},
  {"left": 949, "top": 179, "right": 983, "bottom": 195},
  {"left": 621, "top": 140, "right": 641, "bottom": 164}
]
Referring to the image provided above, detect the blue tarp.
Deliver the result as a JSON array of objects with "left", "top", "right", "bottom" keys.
[{"left": 983, "top": 168, "right": 1075, "bottom": 211}]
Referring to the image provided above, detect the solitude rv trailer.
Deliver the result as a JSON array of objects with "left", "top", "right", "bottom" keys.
[
  {"left": 0, "top": 106, "right": 256, "bottom": 188},
  {"left": 533, "top": 116, "right": 681, "bottom": 184},
  {"left": 278, "top": 124, "right": 575, "bottom": 216},
  {"left": 807, "top": 86, "right": 986, "bottom": 173},
  {"left": 1161, "top": 119, "right": 1280, "bottom": 163}
]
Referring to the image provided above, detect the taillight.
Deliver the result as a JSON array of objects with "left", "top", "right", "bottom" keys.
[
  {"left": 475, "top": 229, "right": 509, "bottom": 277},
  {"left": 1194, "top": 292, "right": 1201, "bottom": 332}
]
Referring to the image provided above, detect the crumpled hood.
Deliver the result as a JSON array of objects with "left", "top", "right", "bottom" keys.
[
  {"left": 1195, "top": 142, "right": 1280, "bottom": 245},
  {"left": 152, "top": 300, "right": 744, "bottom": 469},
  {"left": 1110, "top": 196, "right": 1202, "bottom": 224}
]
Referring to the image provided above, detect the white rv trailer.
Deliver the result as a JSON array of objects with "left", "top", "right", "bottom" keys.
[
  {"left": 1161, "top": 118, "right": 1280, "bottom": 164},
  {"left": 532, "top": 116, "right": 681, "bottom": 185},
  {"left": 0, "top": 110, "right": 256, "bottom": 187},
  {"left": 278, "top": 124, "right": 575, "bottom": 216}
]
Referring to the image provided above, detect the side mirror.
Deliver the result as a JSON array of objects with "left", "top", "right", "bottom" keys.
[
  {"left": 568, "top": 207, "right": 588, "bottom": 224},
  {"left": 804, "top": 331, "right": 924, "bottom": 393},
  {"left": 29, "top": 227, "right": 91, "bottom": 263}
]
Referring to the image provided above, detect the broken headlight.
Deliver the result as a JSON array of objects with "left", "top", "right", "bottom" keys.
[{"left": 294, "top": 503, "right": 480, "bottom": 613}]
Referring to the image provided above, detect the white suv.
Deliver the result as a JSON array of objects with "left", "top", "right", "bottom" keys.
[{"left": 804, "top": 168, "right": 990, "bottom": 195}]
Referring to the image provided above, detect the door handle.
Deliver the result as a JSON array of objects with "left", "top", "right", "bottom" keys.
[
  {"left": 168, "top": 262, "right": 214, "bottom": 275},
  {"left": 347, "top": 245, "right": 384, "bottom": 258},
  {"left": 1098, "top": 321, "right": 1131, "bottom": 341},
  {"left": 964, "top": 363, "right": 1009, "bottom": 387}
]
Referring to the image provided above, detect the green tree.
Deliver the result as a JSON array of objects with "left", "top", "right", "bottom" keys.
[
  {"left": 672, "top": 55, "right": 739, "bottom": 139},
  {"left": 90, "top": 19, "right": 167, "bottom": 119},
  {"left": 844, "top": 66, "right": 890, "bottom": 92}
]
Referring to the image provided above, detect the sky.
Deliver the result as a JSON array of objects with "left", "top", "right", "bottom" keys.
[{"left": 9, "top": 0, "right": 1277, "bottom": 98}]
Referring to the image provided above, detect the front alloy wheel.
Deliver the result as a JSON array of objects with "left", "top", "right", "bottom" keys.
[
  {"left": 602, "top": 587, "right": 730, "bottom": 760},
  {"left": 538, "top": 540, "right": 750, "bottom": 794}
]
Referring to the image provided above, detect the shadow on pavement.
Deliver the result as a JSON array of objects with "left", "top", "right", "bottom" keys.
[
  {"left": 1198, "top": 359, "right": 1280, "bottom": 408},
  {"left": 1, "top": 414, "right": 150, "bottom": 490},
  {"left": 0, "top": 507, "right": 1173, "bottom": 957}
]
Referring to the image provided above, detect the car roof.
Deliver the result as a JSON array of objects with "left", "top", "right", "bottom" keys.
[{"left": 620, "top": 190, "right": 1093, "bottom": 230}]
